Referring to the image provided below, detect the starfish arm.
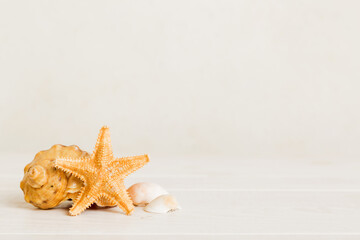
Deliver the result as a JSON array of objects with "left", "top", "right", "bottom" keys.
[
  {"left": 104, "top": 180, "right": 134, "bottom": 215},
  {"left": 92, "top": 126, "right": 114, "bottom": 165},
  {"left": 55, "top": 157, "right": 95, "bottom": 182},
  {"left": 110, "top": 154, "right": 149, "bottom": 178},
  {"left": 69, "top": 186, "right": 99, "bottom": 216},
  {"left": 95, "top": 196, "right": 116, "bottom": 207}
]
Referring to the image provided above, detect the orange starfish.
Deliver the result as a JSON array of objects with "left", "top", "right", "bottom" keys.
[{"left": 55, "top": 126, "right": 149, "bottom": 216}]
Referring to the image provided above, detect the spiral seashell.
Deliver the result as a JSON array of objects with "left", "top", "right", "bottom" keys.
[
  {"left": 20, "top": 144, "right": 89, "bottom": 209},
  {"left": 27, "top": 165, "right": 48, "bottom": 188},
  {"left": 20, "top": 144, "right": 126, "bottom": 209}
]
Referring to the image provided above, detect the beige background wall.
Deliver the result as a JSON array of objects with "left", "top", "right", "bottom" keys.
[{"left": 0, "top": 0, "right": 359, "bottom": 158}]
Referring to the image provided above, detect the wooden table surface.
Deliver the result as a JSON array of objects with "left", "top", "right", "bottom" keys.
[{"left": 1, "top": 154, "right": 360, "bottom": 239}]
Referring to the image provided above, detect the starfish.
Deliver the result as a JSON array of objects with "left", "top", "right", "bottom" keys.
[{"left": 55, "top": 126, "right": 149, "bottom": 216}]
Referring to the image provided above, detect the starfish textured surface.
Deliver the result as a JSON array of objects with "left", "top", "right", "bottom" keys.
[{"left": 55, "top": 126, "right": 149, "bottom": 216}]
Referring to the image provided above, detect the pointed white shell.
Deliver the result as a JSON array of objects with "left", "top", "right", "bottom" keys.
[
  {"left": 144, "top": 194, "right": 181, "bottom": 213},
  {"left": 127, "top": 182, "right": 168, "bottom": 206}
]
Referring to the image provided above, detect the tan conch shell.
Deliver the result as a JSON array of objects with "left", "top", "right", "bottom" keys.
[{"left": 20, "top": 144, "right": 88, "bottom": 209}]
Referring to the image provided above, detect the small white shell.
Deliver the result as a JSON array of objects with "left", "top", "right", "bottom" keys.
[
  {"left": 128, "top": 182, "right": 168, "bottom": 206},
  {"left": 144, "top": 194, "right": 181, "bottom": 213}
]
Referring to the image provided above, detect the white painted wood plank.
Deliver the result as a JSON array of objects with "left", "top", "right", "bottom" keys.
[
  {"left": 1, "top": 190, "right": 360, "bottom": 236},
  {"left": 2, "top": 234, "right": 360, "bottom": 240},
  {"left": 3, "top": 154, "right": 360, "bottom": 190},
  {"left": 6, "top": 174, "right": 360, "bottom": 192},
  {"left": 3, "top": 154, "right": 360, "bottom": 238}
]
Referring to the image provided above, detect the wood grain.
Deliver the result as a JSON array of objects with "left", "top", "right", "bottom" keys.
[{"left": 1, "top": 154, "right": 360, "bottom": 239}]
